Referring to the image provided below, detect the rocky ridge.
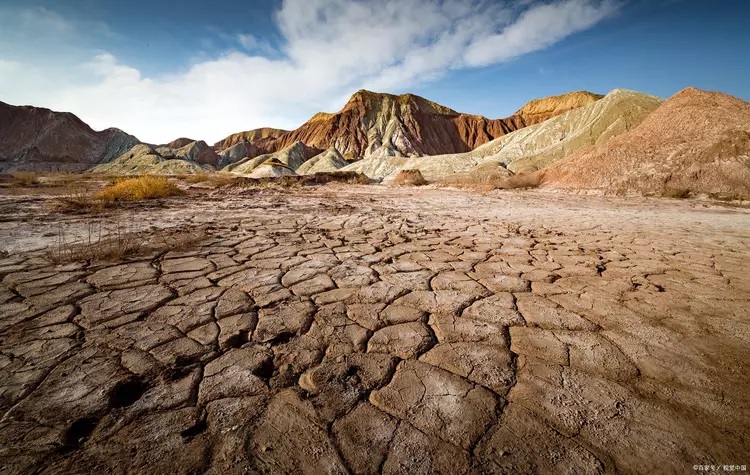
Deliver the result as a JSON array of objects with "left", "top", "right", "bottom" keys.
[
  {"left": 0, "top": 101, "right": 140, "bottom": 172},
  {"left": 218, "top": 89, "right": 602, "bottom": 160},
  {"left": 343, "top": 89, "right": 662, "bottom": 181},
  {"left": 91, "top": 144, "right": 211, "bottom": 175},
  {"left": 224, "top": 142, "right": 320, "bottom": 175}
]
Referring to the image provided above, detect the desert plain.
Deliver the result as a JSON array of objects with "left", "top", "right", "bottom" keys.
[{"left": 0, "top": 178, "right": 748, "bottom": 474}]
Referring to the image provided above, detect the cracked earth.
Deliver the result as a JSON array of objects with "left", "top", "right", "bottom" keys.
[{"left": 0, "top": 185, "right": 749, "bottom": 474}]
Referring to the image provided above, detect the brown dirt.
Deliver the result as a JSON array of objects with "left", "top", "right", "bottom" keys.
[
  {"left": 0, "top": 184, "right": 748, "bottom": 474},
  {"left": 389, "top": 169, "right": 427, "bottom": 186}
]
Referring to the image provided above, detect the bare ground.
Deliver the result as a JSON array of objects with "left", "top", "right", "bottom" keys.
[{"left": 0, "top": 184, "right": 748, "bottom": 474}]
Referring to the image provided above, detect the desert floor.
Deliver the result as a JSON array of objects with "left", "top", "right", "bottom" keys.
[{"left": 1, "top": 184, "right": 749, "bottom": 474}]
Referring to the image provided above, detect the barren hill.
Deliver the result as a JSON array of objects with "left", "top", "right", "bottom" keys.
[
  {"left": 214, "top": 128, "right": 289, "bottom": 150},
  {"left": 0, "top": 101, "right": 139, "bottom": 172},
  {"left": 224, "top": 142, "right": 320, "bottom": 175},
  {"left": 90, "top": 144, "right": 211, "bottom": 175},
  {"left": 220, "top": 89, "right": 601, "bottom": 160},
  {"left": 543, "top": 88, "right": 750, "bottom": 196},
  {"left": 344, "top": 89, "right": 661, "bottom": 181}
]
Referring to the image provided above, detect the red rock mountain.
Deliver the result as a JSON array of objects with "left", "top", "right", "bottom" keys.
[
  {"left": 0, "top": 101, "right": 140, "bottom": 172},
  {"left": 543, "top": 87, "right": 750, "bottom": 196},
  {"left": 218, "top": 90, "right": 602, "bottom": 160}
]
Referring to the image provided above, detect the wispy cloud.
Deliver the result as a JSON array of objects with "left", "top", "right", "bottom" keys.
[{"left": 0, "top": 0, "right": 620, "bottom": 143}]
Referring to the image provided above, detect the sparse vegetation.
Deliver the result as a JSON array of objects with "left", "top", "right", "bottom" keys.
[
  {"left": 10, "top": 171, "right": 41, "bottom": 186},
  {"left": 234, "top": 171, "right": 372, "bottom": 188},
  {"left": 53, "top": 187, "right": 107, "bottom": 213},
  {"left": 95, "top": 176, "right": 184, "bottom": 202},
  {"left": 43, "top": 220, "right": 145, "bottom": 263},
  {"left": 182, "top": 173, "right": 237, "bottom": 187},
  {"left": 43, "top": 220, "right": 208, "bottom": 264},
  {"left": 662, "top": 187, "right": 690, "bottom": 199}
]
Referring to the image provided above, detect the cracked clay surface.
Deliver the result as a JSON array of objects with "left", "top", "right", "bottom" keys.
[{"left": 0, "top": 185, "right": 748, "bottom": 474}]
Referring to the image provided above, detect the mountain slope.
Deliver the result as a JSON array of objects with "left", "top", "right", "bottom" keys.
[
  {"left": 221, "top": 89, "right": 601, "bottom": 160},
  {"left": 514, "top": 91, "right": 604, "bottom": 125},
  {"left": 343, "top": 89, "right": 661, "bottom": 181},
  {"left": 0, "top": 101, "right": 140, "bottom": 172},
  {"left": 90, "top": 144, "right": 209, "bottom": 175},
  {"left": 543, "top": 88, "right": 750, "bottom": 196},
  {"left": 224, "top": 142, "right": 319, "bottom": 175},
  {"left": 297, "top": 147, "right": 349, "bottom": 175},
  {"left": 214, "top": 128, "right": 289, "bottom": 150}
]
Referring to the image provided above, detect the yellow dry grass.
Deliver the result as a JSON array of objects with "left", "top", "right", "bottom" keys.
[{"left": 95, "top": 176, "right": 184, "bottom": 202}]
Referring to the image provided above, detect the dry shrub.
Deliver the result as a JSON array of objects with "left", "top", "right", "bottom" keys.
[
  {"left": 10, "top": 171, "right": 41, "bottom": 186},
  {"left": 43, "top": 221, "right": 145, "bottom": 264},
  {"left": 390, "top": 169, "right": 427, "bottom": 186},
  {"left": 662, "top": 187, "right": 690, "bottom": 199},
  {"left": 95, "top": 176, "right": 184, "bottom": 202},
  {"left": 43, "top": 221, "right": 208, "bottom": 264},
  {"left": 53, "top": 187, "right": 107, "bottom": 213}
]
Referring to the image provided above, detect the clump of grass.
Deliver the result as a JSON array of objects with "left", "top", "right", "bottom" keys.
[
  {"left": 10, "top": 171, "right": 41, "bottom": 186},
  {"left": 95, "top": 176, "right": 184, "bottom": 202},
  {"left": 662, "top": 187, "right": 690, "bottom": 199}
]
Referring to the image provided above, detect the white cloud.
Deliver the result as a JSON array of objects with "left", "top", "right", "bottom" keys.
[
  {"left": 237, "top": 33, "right": 276, "bottom": 55},
  {"left": 0, "top": 0, "right": 619, "bottom": 144}
]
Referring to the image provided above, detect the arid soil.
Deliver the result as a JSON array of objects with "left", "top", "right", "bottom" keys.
[{"left": 1, "top": 184, "right": 749, "bottom": 474}]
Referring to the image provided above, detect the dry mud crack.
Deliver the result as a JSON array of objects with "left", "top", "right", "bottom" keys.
[{"left": 0, "top": 186, "right": 749, "bottom": 474}]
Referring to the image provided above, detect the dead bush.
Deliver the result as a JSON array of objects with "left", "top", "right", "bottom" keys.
[
  {"left": 42, "top": 221, "right": 208, "bottom": 264},
  {"left": 43, "top": 221, "right": 145, "bottom": 264},
  {"left": 95, "top": 176, "right": 184, "bottom": 202},
  {"left": 662, "top": 187, "right": 690, "bottom": 199},
  {"left": 53, "top": 187, "right": 108, "bottom": 213}
]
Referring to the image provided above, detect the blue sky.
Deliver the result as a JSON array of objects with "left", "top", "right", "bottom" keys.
[{"left": 1, "top": 0, "right": 748, "bottom": 143}]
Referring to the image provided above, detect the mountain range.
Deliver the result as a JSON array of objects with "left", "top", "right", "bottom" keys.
[{"left": 1, "top": 87, "right": 749, "bottom": 197}]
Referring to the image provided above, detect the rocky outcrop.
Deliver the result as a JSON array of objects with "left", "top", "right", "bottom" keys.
[
  {"left": 514, "top": 91, "right": 604, "bottom": 125},
  {"left": 155, "top": 140, "right": 220, "bottom": 167},
  {"left": 345, "top": 89, "right": 661, "bottom": 181},
  {"left": 90, "top": 144, "right": 209, "bottom": 175},
  {"left": 217, "top": 141, "right": 264, "bottom": 168},
  {"left": 543, "top": 87, "right": 750, "bottom": 196},
  {"left": 296, "top": 147, "right": 349, "bottom": 175},
  {"left": 213, "top": 128, "right": 289, "bottom": 151},
  {"left": 0, "top": 101, "right": 140, "bottom": 172},
  {"left": 388, "top": 169, "right": 427, "bottom": 186},
  {"left": 224, "top": 89, "right": 601, "bottom": 161},
  {"left": 164, "top": 138, "right": 196, "bottom": 149},
  {"left": 225, "top": 142, "right": 320, "bottom": 175}
]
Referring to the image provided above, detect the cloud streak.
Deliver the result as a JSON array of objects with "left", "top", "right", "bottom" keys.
[{"left": 0, "top": 0, "right": 620, "bottom": 143}]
